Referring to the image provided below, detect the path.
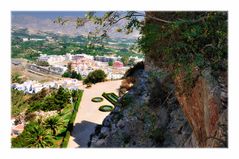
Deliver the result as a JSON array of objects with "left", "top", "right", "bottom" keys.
[{"left": 67, "top": 80, "right": 122, "bottom": 148}]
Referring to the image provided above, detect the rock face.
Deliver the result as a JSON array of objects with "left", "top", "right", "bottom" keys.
[
  {"left": 174, "top": 68, "right": 227, "bottom": 147},
  {"left": 89, "top": 65, "right": 227, "bottom": 148},
  {"left": 89, "top": 69, "right": 193, "bottom": 147}
]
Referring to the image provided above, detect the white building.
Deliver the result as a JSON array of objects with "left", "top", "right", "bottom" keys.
[
  {"left": 65, "top": 53, "right": 72, "bottom": 61},
  {"left": 38, "top": 54, "right": 66, "bottom": 65},
  {"left": 22, "top": 38, "right": 29, "bottom": 42},
  {"left": 50, "top": 65, "right": 67, "bottom": 75}
]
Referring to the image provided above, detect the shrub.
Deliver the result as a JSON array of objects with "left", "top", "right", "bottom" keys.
[{"left": 83, "top": 69, "right": 107, "bottom": 84}]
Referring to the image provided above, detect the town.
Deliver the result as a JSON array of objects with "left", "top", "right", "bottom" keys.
[{"left": 12, "top": 52, "right": 143, "bottom": 94}]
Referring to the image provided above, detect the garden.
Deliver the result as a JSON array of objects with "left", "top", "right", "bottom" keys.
[{"left": 11, "top": 87, "right": 83, "bottom": 148}]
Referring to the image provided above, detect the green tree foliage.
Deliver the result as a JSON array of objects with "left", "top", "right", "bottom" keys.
[
  {"left": 12, "top": 122, "right": 54, "bottom": 148},
  {"left": 62, "top": 71, "right": 71, "bottom": 78},
  {"left": 44, "top": 116, "right": 64, "bottom": 136},
  {"left": 11, "top": 73, "right": 26, "bottom": 84},
  {"left": 108, "top": 61, "right": 113, "bottom": 66},
  {"left": 121, "top": 56, "right": 129, "bottom": 65},
  {"left": 11, "top": 89, "right": 29, "bottom": 116},
  {"left": 83, "top": 69, "right": 107, "bottom": 84},
  {"left": 27, "top": 87, "right": 71, "bottom": 112},
  {"left": 138, "top": 12, "right": 227, "bottom": 85},
  {"left": 62, "top": 70, "right": 82, "bottom": 80}
]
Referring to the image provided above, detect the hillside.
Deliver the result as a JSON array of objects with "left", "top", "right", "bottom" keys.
[{"left": 11, "top": 28, "right": 143, "bottom": 61}]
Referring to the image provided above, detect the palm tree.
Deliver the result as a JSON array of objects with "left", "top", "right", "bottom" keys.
[
  {"left": 25, "top": 123, "right": 54, "bottom": 148},
  {"left": 44, "top": 116, "right": 64, "bottom": 136}
]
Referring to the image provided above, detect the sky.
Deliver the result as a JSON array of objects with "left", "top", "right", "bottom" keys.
[
  {"left": 12, "top": 11, "right": 106, "bottom": 19},
  {"left": 11, "top": 11, "right": 142, "bottom": 39}
]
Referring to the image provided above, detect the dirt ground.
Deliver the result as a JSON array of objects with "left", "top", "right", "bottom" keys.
[{"left": 11, "top": 58, "right": 61, "bottom": 82}]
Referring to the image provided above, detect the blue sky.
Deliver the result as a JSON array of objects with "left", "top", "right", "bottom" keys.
[{"left": 12, "top": 11, "right": 106, "bottom": 19}]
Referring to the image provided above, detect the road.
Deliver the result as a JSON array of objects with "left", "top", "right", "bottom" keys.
[{"left": 67, "top": 80, "right": 122, "bottom": 148}]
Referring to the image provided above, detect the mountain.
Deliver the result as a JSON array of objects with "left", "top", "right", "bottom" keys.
[{"left": 12, "top": 15, "right": 140, "bottom": 39}]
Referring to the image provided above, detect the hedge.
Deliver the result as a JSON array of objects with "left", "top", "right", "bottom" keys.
[
  {"left": 99, "top": 105, "right": 114, "bottom": 112},
  {"left": 61, "top": 90, "right": 83, "bottom": 148},
  {"left": 102, "top": 92, "right": 119, "bottom": 106},
  {"left": 91, "top": 97, "right": 104, "bottom": 102}
]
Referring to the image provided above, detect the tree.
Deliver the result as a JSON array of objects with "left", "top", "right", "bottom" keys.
[
  {"left": 44, "top": 116, "right": 64, "bottom": 136},
  {"left": 62, "top": 70, "right": 82, "bottom": 80},
  {"left": 128, "top": 58, "right": 136, "bottom": 66},
  {"left": 11, "top": 89, "right": 29, "bottom": 116},
  {"left": 67, "top": 62, "right": 73, "bottom": 72},
  {"left": 62, "top": 71, "right": 71, "bottom": 78},
  {"left": 11, "top": 72, "right": 26, "bottom": 84},
  {"left": 121, "top": 56, "right": 129, "bottom": 65},
  {"left": 75, "top": 73, "right": 82, "bottom": 80},
  {"left": 12, "top": 122, "right": 54, "bottom": 148},
  {"left": 56, "top": 87, "right": 71, "bottom": 106},
  {"left": 83, "top": 69, "right": 107, "bottom": 84},
  {"left": 108, "top": 61, "right": 113, "bottom": 66}
]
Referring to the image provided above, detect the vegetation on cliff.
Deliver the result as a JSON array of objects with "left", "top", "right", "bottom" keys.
[{"left": 138, "top": 12, "right": 227, "bottom": 90}]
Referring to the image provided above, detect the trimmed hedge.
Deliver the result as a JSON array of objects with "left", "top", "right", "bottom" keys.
[
  {"left": 61, "top": 90, "right": 83, "bottom": 148},
  {"left": 102, "top": 92, "right": 119, "bottom": 106},
  {"left": 91, "top": 97, "right": 104, "bottom": 102},
  {"left": 99, "top": 105, "right": 114, "bottom": 112},
  {"left": 61, "top": 131, "right": 71, "bottom": 148}
]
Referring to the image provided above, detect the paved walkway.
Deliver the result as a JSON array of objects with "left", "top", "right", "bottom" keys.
[{"left": 67, "top": 80, "right": 122, "bottom": 148}]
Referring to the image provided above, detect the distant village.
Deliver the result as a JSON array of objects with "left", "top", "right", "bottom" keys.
[{"left": 12, "top": 52, "right": 144, "bottom": 94}]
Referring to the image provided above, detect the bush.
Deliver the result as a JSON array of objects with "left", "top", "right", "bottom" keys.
[{"left": 83, "top": 69, "right": 107, "bottom": 84}]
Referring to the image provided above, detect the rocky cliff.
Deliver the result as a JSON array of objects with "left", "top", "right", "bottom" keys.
[
  {"left": 88, "top": 64, "right": 227, "bottom": 148},
  {"left": 89, "top": 68, "right": 194, "bottom": 147},
  {"left": 88, "top": 11, "right": 227, "bottom": 148},
  {"left": 173, "top": 68, "right": 227, "bottom": 147}
]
